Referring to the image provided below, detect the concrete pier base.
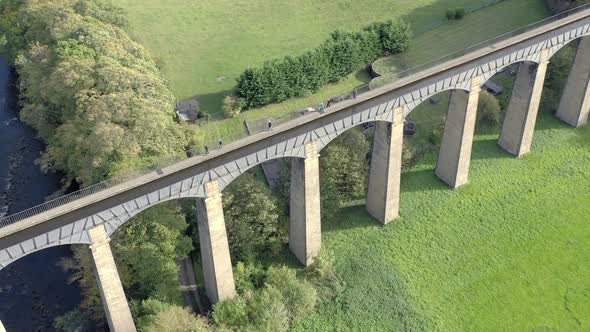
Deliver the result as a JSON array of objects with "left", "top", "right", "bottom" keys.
[
  {"left": 289, "top": 141, "right": 321, "bottom": 266},
  {"left": 499, "top": 50, "right": 549, "bottom": 157},
  {"left": 195, "top": 180, "right": 236, "bottom": 303},
  {"left": 556, "top": 36, "right": 590, "bottom": 128},
  {"left": 435, "top": 78, "right": 481, "bottom": 188},
  {"left": 88, "top": 225, "right": 136, "bottom": 332},
  {"left": 366, "top": 108, "right": 404, "bottom": 224}
]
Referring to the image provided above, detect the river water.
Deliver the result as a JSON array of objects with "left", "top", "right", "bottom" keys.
[{"left": 0, "top": 57, "right": 82, "bottom": 330}]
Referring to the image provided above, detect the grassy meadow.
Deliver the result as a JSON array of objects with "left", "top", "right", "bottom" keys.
[
  {"left": 119, "top": 0, "right": 548, "bottom": 116},
  {"left": 119, "top": 0, "right": 549, "bottom": 149},
  {"left": 292, "top": 110, "right": 590, "bottom": 331},
  {"left": 372, "top": 0, "right": 548, "bottom": 85}
]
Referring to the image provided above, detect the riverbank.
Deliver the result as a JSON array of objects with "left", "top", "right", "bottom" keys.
[{"left": 0, "top": 57, "right": 82, "bottom": 331}]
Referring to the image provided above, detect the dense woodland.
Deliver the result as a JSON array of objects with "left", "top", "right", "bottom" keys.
[{"left": 0, "top": 0, "right": 186, "bottom": 186}]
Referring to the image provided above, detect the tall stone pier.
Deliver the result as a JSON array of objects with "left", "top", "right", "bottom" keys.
[
  {"left": 195, "top": 180, "right": 236, "bottom": 303},
  {"left": 499, "top": 50, "right": 549, "bottom": 157},
  {"left": 88, "top": 225, "right": 136, "bottom": 332},
  {"left": 556, "top": 36, "right": 590, "bottom": 128},
  {"left": 366, "top": 108, "right": 404, "bottom": 224},
  {"left": 435, "top": 78, "right": 481, "bottom": 188},
  {"left": 290, "top": 141, "right": 321, "bottom": 266}
]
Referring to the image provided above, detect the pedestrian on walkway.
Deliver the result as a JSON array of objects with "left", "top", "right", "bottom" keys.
[
  {"left": 268, "top": 119, "right": 272, "bottom": 131},
  {"left": 218, "top": 139, "right": 223, "bottom": 149}
]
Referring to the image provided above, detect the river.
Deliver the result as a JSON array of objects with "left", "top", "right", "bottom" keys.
[{"left": 0, "top": 57, "right": 82, "bottom": 330}]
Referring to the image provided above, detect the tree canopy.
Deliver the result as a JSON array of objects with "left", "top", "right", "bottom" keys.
[{"left": 1, "top": 0, "right": 187, "bottom": 185}]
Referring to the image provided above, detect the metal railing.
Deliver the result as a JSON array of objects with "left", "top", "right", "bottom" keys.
[{"left": 1, "top": 3, "right": 589, "bottom": 229}]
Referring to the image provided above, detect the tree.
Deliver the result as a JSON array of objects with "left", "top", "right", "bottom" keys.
[
  {"left": 112, "top": 203, "right": 193, "bottom": 303},
  {"left": 276, "top": 128, "right": 371, "bottom": 222},
  {"left": 142, "top": 306, "right": 209, "bottom": 332},
  {"left": 319, "top": 128, "right": 370, "bottom": 219},
  {"left": 541, "top": 43, "right": 577, "bottom": 113},
  {"left": 54, "top": 309, "right": 95, "bottom": 332},
  {"left": 8, "top": 0, "right": 187, "bottom": 186},
  {"left": 248, "top": 286, "right": 290, "bottom": 332},
  {"left": 476, "top": 91, "right": 502, "bottom": 129},
  {"left": 222, "top": 174, "right": 284, "bottom": 261},
  {"left": 212, "top": 265, "right": 317, "bottom": 331},
  {"left": 211, "top": 295, "right": 250, "bottom": 329},
  {"left": 60, "top": 203, "right": 193, "bottom": 326},
  {"left": 223, "top": 95, "right": 245, "bottom": 118},
  {"left": 265, "top": 266, "right": 317, "bottom": 323}
]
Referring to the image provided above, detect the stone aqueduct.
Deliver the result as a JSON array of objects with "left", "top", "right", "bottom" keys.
[{"left": 1, "top": 7, "right": 590, "bottom": 332}]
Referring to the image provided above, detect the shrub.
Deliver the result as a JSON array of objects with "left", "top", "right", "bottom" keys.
[
  {"left": 303, "top": 250, "right": 345, "bottom": 302},
  {"left": 196, "top": 110, "right": 210, "bottom": 122},
  {"left": 429, "top": 117, "right": 446, "bottom": 147},
  {"left": 132, "top": 298, "right": 172, "bottom": 329},
  {"left": 212, "top": 295, "right": 250, "bottom": 328},
  {"left": 223, "top": 95, "right": 245, "bottom": 118},
  {"left": 265, "top": 266, "right": 318, "bottom": 322},
  {"left": 376, "top": 20, "right": 412, "bottom": 53},
  {"left": 233, "top": 261, "right": 266, "bottom": 293},
  {"left": 477, "top": 91, "right": 502, "bottom": 128},
  {"left": 143, "top": 306, "right": 209, "bottom": 332},
  {"left": 54, "top": 309, "right": 95, "bottom": 332},
  {"left": 402, "top": 142, "right": 416, "bottom": 168},
  {"left": 249, "top": 286, "right": 290, "bottom": 332},
  {"left": 455, "top": 7, "right": 466, "bottom": 19},
  {"left": 446, "top": 9, "right": 456, "bottom": 20}
]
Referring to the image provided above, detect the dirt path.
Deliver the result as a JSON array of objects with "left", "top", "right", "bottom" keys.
[{"left": 177, "top": 256, "right": 204, "bottom": 314}]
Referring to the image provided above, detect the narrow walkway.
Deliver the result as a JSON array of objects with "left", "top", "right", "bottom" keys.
[{"left": 176, "top": 256, "right": 204, "bottom": 314}]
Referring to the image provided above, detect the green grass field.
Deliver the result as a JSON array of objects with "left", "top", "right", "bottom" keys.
[
  {"left": 118, "top": 0, "right": 549, "bottom": 150},
  {"left": 290, "top": 111, "right": 590, "bottom": 330},
  {"left": 371, "top": 0, "right": 548, "bottom": 86},
  {"left": 119, "top": 0, "right": 548, "bottom": 116}
]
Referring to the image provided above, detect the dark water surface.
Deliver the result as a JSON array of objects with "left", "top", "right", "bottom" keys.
[{"left": 0, "top": 57, "right": 82, "bottom": 331}]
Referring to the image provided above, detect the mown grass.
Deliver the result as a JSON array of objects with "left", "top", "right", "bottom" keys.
[
  {"left": 371, "top": 0, "right": 548, "bottom": 86},
  {"left": 119, "top": 0, "right": 546, "bottom": 114},
  {"left": 292, "top": 111, "right": 590, "bottom": 330},
  {"left": 119, "top": 0, "right": 549, "bottom": 150}
]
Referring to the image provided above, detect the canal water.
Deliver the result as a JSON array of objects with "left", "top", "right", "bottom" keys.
[{"left": 0, "top": 57, "right": 82, "bottom": 330}]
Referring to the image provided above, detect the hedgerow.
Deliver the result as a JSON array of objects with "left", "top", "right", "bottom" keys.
[{"left": 235, "top": 20, "right": 411, "bottom": 109}]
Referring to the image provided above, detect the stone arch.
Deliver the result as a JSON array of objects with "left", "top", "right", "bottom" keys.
[
  {"left": 0, "top": 243, "right": 75, "bottom": 270},
  {"left": 317, "top": 116, "right": 395, "bottom": 152},
  {"left": 404, "top": 86, "right": 471, "bottom": 115},
  {"left": 103, "top": 194, "right": 197, "bottom": 238},
  {"left": 546, "top": 25, "right": 590, "bottom": 59}
]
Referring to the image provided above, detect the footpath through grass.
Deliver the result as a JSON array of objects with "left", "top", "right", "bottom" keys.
[{"left": 293, "top": 112, "right": 590, "bottom": 331}]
